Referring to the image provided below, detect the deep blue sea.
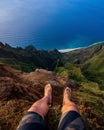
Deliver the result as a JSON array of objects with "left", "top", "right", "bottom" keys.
[{"left": 0, "top": 0, "right": 104, "bottom": 50}]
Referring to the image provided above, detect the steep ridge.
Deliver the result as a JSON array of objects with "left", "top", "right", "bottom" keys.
[
  {"left": 62, "top": 42, "right": 104, "bottom": 89},
  {"left": 63, "top": 42, "right": 104, "bottom": 64},
  {"left": 0, "top": 42, "right": 62, "bottom": 72}
]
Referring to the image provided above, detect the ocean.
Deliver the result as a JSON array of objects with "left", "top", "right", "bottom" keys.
[{"left": 0, "top": 0, "right": 104, "bottom": 50}]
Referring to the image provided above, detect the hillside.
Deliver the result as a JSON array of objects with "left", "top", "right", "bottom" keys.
[
  {"left": 62, "top": 42, "right": 104, "bottom": 64},
  {"left": 0, "top": 42, "right": 104, "bottom": 130},
  {"left": 0, "top": 42, "right": 62, "bottom": 72},
  {"left": 82, "top": 46, "right": 104, "bottom": 89},
  {"left": 0, "top": 64, "right": 65, "bottom": 130},
  {"left": 0, "top": 64, "right": 104, "bottom": 130},
  {"left": 61, "top": 42, "right": 104, "bottom": 90}
]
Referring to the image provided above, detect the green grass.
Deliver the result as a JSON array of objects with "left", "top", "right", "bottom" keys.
[
  {"left": 0, "top": 58, "right": 36, "bottom": 72},
  {"left": 82, "top": 81, "right": 104, "bottom": 109},
  {"left": 55, "top": 62, "right": 104, "bottom": 129},
  {"left": 72, "top": 81, "right": 104, "bottom": 129},
  {"left": 56, "top": 63, "right": 86, "bottom": 82},
  {"left": 82, "top": 47, "right": 104, "bottom": 89}
]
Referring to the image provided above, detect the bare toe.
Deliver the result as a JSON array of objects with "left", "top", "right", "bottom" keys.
[
  {"left": 44, "top": 84, "right": 52, "bottom": 105},
  {"left": 64, "top": 87, "right": 71, "bottom": 100}
]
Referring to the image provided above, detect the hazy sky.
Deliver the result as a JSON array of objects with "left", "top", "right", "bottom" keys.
[{"left": 0, "top": 0, "right": 104, "bottom": 49}]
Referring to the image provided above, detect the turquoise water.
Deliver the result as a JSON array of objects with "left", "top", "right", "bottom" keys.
[{"left": 0, "top": 0, "right": 104, "bottom": 49}]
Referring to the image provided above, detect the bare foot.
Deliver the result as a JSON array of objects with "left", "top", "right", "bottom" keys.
[
  {"left": 62, "top": 87, "right": 79, "bottom": 114},
  {"left": 44, "top": 84, "right": 52, "bottom": 105},
  {"left": 63, "top": 87, "right": 71, "bottom": 104}
]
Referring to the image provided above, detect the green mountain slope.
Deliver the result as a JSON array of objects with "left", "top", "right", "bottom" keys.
[
  {"left": 62, "top": 42, "right": 104, "bottom": 64},
  {"left": 82, "top": 46, "right": 104, "bottom": 89},
  {"left": 60, "top": 42, "right": 104, "bottom": 89}
]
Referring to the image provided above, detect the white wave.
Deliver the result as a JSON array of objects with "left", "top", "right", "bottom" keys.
[{"left": 59, "top": 47, "right": 82, "bottom": 53}]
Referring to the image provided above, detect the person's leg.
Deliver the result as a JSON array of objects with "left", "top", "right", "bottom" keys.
[
  {"left": 57, "top": 87, "right": 85, "bottom": 130},
  {"left": 61, "top": 87, "right": 79, "bottom": 114},
  {"left": 17, "top": 84, "right": 52, "bottom": 130},
  {"left": 28, "top": 83, "right": 52, "bottom": 118}
]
